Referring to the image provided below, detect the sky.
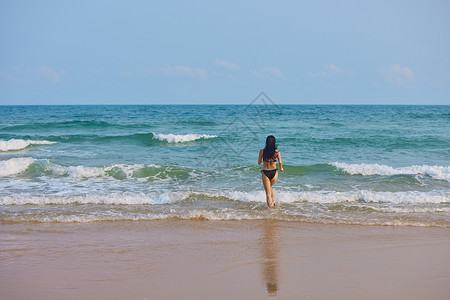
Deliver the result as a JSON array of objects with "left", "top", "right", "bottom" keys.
[{"left": 0, "top": 0, "right": 449, "bottom": 105}]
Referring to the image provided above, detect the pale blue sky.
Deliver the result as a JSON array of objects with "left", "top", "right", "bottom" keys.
[{"left": 0, "top": 0, "right": 449, "bottom": 104}]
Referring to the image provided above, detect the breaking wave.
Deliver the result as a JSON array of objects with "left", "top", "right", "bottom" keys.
[
  {"left": 0, "top": 192, "right": 184, "bottom": 205},
  {"left": 0, "top": 157, "right": 197, "bottom": 180},
  {"left": 0, "top": 157, "right": 35, "bottom": 177},
  {"left": 330, "top": 162, "right": 450, "bottom": 182},
  {"left": 152, "top": 133, "right": 217, "bottom": 143},
  {"left": 222, "top": 190, "right": 450, "bottom": 205},
  {"left": 0, "top": 139, "right": 56, "bottom": 152},
  {"left": 2, "top": 190, "right": 448, "bottom": 206},
  {"left": 1, "top": 190, "right": 448, "bottom": 226}
]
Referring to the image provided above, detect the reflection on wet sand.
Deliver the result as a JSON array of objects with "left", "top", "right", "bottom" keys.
[{"left": 261, "top": 220, "right": 279, "bottom": 296}]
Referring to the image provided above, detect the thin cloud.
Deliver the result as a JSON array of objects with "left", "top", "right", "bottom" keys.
[
  {"left": 382, "top": 64, "right": 414, "bottom": 83},
  {"left": 0, "top": 65, "right": 65, "bottom": 83},
  {"left": 161, "top": 65, "right": 207, "bottom": 80},
  {"left": 309, "top": 64, "right": 342, "bottom": 77},
  {"left": 39, "top": 66, "right": 63, "bottom": 82},
  {"left": 215, "top": 59, "right": 240, "bottom": 71},
  {"left": 251, "top": 66, "right": 283, "bottom": 79},
  {"left": 327, "top": 64, "right": 341, "bottom": 74}
]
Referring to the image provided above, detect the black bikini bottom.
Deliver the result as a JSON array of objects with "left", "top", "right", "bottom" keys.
[{"left": 261, "top": 169, "right": 277, "bottom": 180}]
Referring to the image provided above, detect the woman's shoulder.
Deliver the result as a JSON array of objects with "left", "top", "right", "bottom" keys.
[{"left": 275, "top": 150, "right": 280, "bottom": 153}]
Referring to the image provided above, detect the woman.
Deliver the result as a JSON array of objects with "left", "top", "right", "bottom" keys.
[{"left": 258, "top": 135, "right": 283, "bottom": 208}]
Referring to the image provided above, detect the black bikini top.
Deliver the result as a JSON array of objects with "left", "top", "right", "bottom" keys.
[{"left": 264, "top": 157, "right": 277, "bottom": 162}]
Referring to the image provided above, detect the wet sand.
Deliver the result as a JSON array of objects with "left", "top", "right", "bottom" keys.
[{"left": 1, "top": 220, "right": 449, "bottom": 300}]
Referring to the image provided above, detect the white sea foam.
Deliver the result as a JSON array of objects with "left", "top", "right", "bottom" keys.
[
  {"left": 2, "top": 208, "right": 448, "bottom": 227},
  {"left": 219, "top": 190, "right": 322, "bottom": 204},
  {"left": 358, "top": 190, "right": 449, "bottom": 204},
  {"left": 203, "top": 190, "right": 450, "bottom": 205},
  {"left": 371, "top": 206, "right": 450, "bottom": 213},
  {"left": 153, "top": 133, "right": 217, "bottom": 143},
  {"left": 0, "top": 139, "right": 56, "bottom": 151},
  {"left": 330, "top": 162, "right": 450, "bottom": 182},
  {"left": 0, "top": 210, "right": 267, "bottom": 223},
  {"left": 1, "top": 190, "right": 449, "bottom": 226},
  {"left": 222, "top": 190, "right": 356, "bottom": 204},
  {"left": 40, "top": 161, "right": 163, "bottom": 179},
  {"left": 0, "top": 157, "right": 35, "bottom": 177},
  {"left": 0, "top": 158, "right": 189, "bottom": 180},
  {"left": 0, "top": 171, "right": 447, "bottom": 206},
  {"left": 0, "top": 192, "right": 186, "bottom": 205}
]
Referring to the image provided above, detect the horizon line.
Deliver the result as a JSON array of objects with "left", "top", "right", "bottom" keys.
[{"left": 1, "top": 103, "right": 449, "bottom": 106}]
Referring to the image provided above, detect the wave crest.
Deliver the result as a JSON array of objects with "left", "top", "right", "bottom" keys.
[
  {"left": 26, "top": 159, "right": 195, "bottom": 180},
  {"left": 330, "top": 162, "right": 450, "bottom": 182},
  {"left": 3, "top": 190, "right": 448, "bottom": 206},
  {"left": 223, "top": 190, "right": 449, "bottom": 205},
  {"left": 0, "top": 157, "right": 35, "bottom": 177},
  {"left": 0, "top": 157, "right": 197, "bottom": 180},
  {"left": 0, "top": 192, "right": 185, "bottom": 205},
  {"left": 0, "top": 139, "right": 56, "bottom": 151},
  {"left": 152, "top": 133, "right": 217, "bottom": 143}
]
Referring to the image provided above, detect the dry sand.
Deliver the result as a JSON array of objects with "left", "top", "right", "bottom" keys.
[{"left": 1, "top": 220, "right": 449, "bottom": 300}]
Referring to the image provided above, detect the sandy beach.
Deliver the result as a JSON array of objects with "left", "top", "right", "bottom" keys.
[{"left": 1, "top": 220, "right": 449, "bottom": 300}]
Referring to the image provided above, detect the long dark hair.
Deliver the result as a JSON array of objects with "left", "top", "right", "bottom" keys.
[{"left": 263, "top": 135, "right": 277, "bottom": 161}]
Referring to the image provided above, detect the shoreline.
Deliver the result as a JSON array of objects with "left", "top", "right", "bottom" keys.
[{"left": 1, "top": 220, "right": 449, "bottom": 299}]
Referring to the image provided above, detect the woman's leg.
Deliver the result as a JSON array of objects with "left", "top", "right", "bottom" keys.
[
  {"left": 262, "top": 173, "right": 275, "bottom": 208},
  {"left": 269, "top": 171, "right": 279, "bottom": 205}
]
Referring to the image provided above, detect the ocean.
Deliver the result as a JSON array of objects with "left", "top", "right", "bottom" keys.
[{"left": 0, "top": 103, "right": 449, "bottom": 226}]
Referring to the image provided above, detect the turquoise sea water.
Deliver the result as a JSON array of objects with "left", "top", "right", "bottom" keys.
[{"left": 0, "top": 104, "right": 449, "bottom": 226}]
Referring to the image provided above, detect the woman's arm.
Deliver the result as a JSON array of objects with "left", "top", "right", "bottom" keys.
[
  {"left": 258, "top": 149, "right": 263, "bottom": 165},
  {"left": 277, "top": 151, "right": 284, "bottom": 172}
]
